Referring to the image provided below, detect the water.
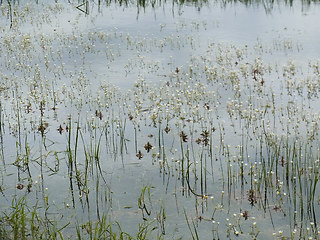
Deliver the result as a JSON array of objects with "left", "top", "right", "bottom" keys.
[{"left": 1, "top": 0, "right": 320, "bottom": 239}]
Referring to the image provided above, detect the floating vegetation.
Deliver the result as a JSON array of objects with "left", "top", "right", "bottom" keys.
[{"left": 1, "top": 0, "right": 320, "bottom": 239}]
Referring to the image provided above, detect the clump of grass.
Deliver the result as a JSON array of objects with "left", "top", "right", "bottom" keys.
[
  {"left": 76, "top": 215, "right": 163, "bottom": 240},
  {"left": 0, "top": 195, "right": 69, "bottom": 240}
]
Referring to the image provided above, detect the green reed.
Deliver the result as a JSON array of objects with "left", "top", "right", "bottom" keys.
[
  {"left": 66, "top": 118, "right": 76, "bottom": 208},
  {"left": 183, "top": 208, "right": 199, "bottom": 240},
  {"left": 138, "top": 185, "right": 152, "bottom": 218},
  {"left": 0, "top": 100, "right": 4, "bottom": 168}
]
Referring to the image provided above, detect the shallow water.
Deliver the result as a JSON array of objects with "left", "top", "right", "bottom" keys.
[{"left": 1, "top": 0, "right": 320, "bottom": 239}]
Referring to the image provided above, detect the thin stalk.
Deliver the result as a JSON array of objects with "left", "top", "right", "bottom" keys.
[
  {"left": 180, "top": 136, "right": 185, "bottom": 195},
  {"left": 0, "top": 100, "right": 5, "bottom": 169},
  {"left": 67, "top": 118, "right": 75, "bottom": 208}
]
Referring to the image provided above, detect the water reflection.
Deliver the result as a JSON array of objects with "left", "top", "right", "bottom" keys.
[
  {"left": 72, "top": 0, "right": 320, "bottom": 19},
  {"left": 98, "top": 0, "right": 319, "bottom": 9}
]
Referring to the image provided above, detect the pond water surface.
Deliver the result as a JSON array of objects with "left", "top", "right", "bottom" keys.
[{"left": 1, "top": 0, "right": 320, "bottom": 239}]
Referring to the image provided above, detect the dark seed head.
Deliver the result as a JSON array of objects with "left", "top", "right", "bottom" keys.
[
  {"left": 180, "top": 131, "right": 188, "bottom": 142},
  {"left": 144, "top": 142, "right": 153, "bottom": 153},
  {"left": 17, "top": 183, "right": 24, "bottom": 190},
  {"left": 164, "top": 125, "right": 171, "bottom": 134},
  {"left": 58, "top": 125, "right": 64, "bottom": 134},
  {"left": 136, "top": 150, "right": 143, "bottom": 159}
]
